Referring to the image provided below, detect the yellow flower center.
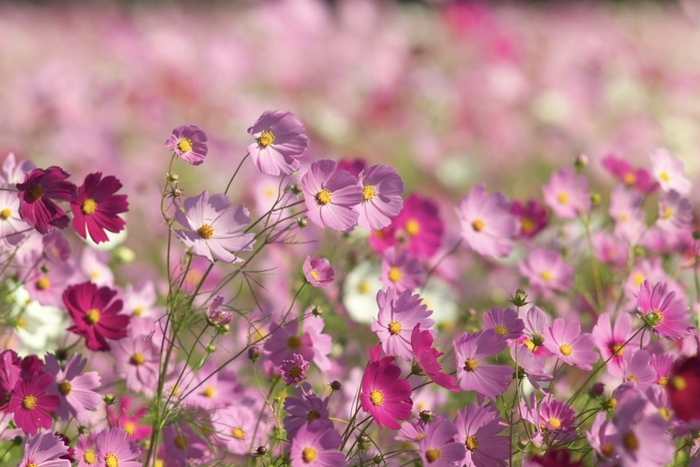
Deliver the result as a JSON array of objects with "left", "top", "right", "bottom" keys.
[
  {"left": 307, "top": 411, "right": 320, "bottom": 422},
  {"left": 464, "top": 358, "right": 478, "bottom": 372},
  {"left": 315, "top": 189, "right": 332, "bottom": 206},
  {"left": 363, "top": 185, "right": 376, "bottom": 201},
  {"left": 388, "top": 267, "right": 402, "bottom": 283},
  {"left": 662, "top": 207, "right": 673, "bottom": 219},
  {"left": 559, "top": 344, "right": 572, "bottom": 356},
  {"left": 611, "top": 344, "right": 624, "bottom": 356},
  {"left": 521, "top": 218, "right": 534, "bottom": 233},
  {"left": 302, "top": 447, "right": 318, "bottom": 463},
  {"left": 82, "top": 198, "right": 98, "bottom": 215},
  {"left": 203, "top": 385, "right": 215, "bottom": 398},
  {"left": 86, "top": 308, "right": 101, "bottom": 325},
  {"left": 28, "top": 186, "right": 43, "bottom": 200},
  {"left": 658, "top": 376, "right": 668, "bottom": 387},
  {"left": 83, "top": 450, "right": 97, "bottom": 464},
  {"left": 130, "top": 353, "right": 145, "bottom": 366},
  {"left": 417, "top": 433, "right": 425, "bottom": 440},
  {"left": 309, "top": 269, "right": 320, "bottom": 281},
  {"left": 524, "top": 339, "right": 536, "bottom": 351},
  {"left": 22, "top": 395, "right": 37, "bottom": 410},
  {"left": 35, "top": 277, "right": 50, "bottom": 290},
  {"left": 466, "top": 435, "right": 478, "bottom": 451},
  {"left": 652, "top": 309, "right": 664, "bottom": 323},
  {"left": 471, "top": 219, "right": 485, "bottom": 232},
  {"left": 197, "top": 224, "right": 214, "bottom": 239},
  {"left": 425, "top": 448, "right": 442, "bottom": 463},
  {"left": 58, "top": 381, "right": 72, "bottom": 395},
  {"left": 604, "top": 398, "right": 617, "bottom": 410},
  {"left": 405, "top": 219, "right": 420, "bottom": 236},
  {"left": 370, "top": 389, "right": 384, "bottom": 406},
  {"left": 105, "top": 454, "right": 119, "bottom": 467},
  {"left": 174, "top": 435, "right": 187, "bottom": 449},
  {"left": 540, "top": 270, "right": 553, "bottom": 282},
  {"left": 671, "top": 375, "right": 687, "bottom": 391},
  {"left": 388, "top": 321, "right": 402, "bottom": 335},
  {"left": 15, "top": 317, "right": 26, "bottom": 329},
  {"left": 232, "top": 427, "right": 245, "bottom": 440},
  {"left": 623, "top": 432, "right": 638, "bottom": 451},
  {"left": 0, "top": 208, "right": 11, "bottom": 220},
  {"left": 548, "top": 417, "right": 561, "bottom": 429},
  {"left": 358, "top": 281, "right": 370, "bottom": 294},
  {"left": 623, "top": 173, "right": 636, "bottom": 185},
  {"left": 177, "top": 138, "right": 193, "bottom": 153},
  {"left": 288, "top": 336, "right": 301, "bottom": 349},
  {"left": 495, "top": 325, "right": 507, "bottom": 336},
  {"left": 124, "top": 422, "right": 136, "bottom": 436},
  {"left": 633, "top": 273, "right": 645, "bottom": 287},
  {"left": 257, "top": 131, "right": 275, "bottom": 148},
  {"left": 290, "top": 366, "right": 303, "bottom": 378},
  {"left": 659, "top": 407, "right": 670, "bottom": 421},
  {"left": 27, "top": 464, "right": 38, "bottom": 467},
  {"left": 627, "top": 375, "right": 638, "bottom": 382},
  {"left": 659, "top": 171, "right": 670, "bottom": 182},
  {"left": 557, "top": 192, "right": 569, "bottom": 204},
  {"left": 133, "top": 306, "right": 144, "bottom": 316}
]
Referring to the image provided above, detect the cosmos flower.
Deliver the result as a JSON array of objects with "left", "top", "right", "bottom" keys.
[
  {"left": 360, "top": 348, "right": 412, "bottom": 430},
  {"left": 9, "top": 371, "right": 60, "bottom": 435},
  {"left": 418, "top": 418, "right": 466, "bottom": 467},
  {"left": 650, "top": 148, "right": 691, "bottom": 195},
  {"left": 519, "top": 248, "right": 574, "bottom": 297},
  {"left": 602, "top": 153, "right": 657, "bottom": 193},
  {"left": 411, "top": 324, "right": 459, "bottom": 392},
  {"left": 289, "top": 421, "right": 345, "bottom": 467},
  {"left": 454, "top": 329, "right": 512, "bottom": 399},
  {"left": 70, "top": 172, "right": 128, "bottom": 244},
  {"left": 612, "top": 396, "right": 673, "bottom": 466},
  {"left": 247, "top": 110, "right": 309, "bottom": 176},
  {"left": 482, "top": 306, "right": 524, "bottom": 341},
  {"left": 16, "top": 166, "right": 77, "bottom": 234},
  {"left": 355, "top": 164, "right": 404, "bottom": 230},
  {"left": 280, "top": 353, "right": 310, "bottom": 386},
  {"left": 93, "top": 427, "right": 142, "bottom": 467},
  {"left": 283, "top": 383, "right": 331, "bottom": 440},
  {"left": 510, "top": 198, "right": 549, "bottom": 238},
  {"left": 542, "top": 318, "right": 599, "bottom": 370},
  {"left": 211, "top": 403, "right": 265, "bottom": 455},
  {"left": 380, "top": 247, "right": 423, "bottom": 292},
  {"left": 542, "top": 167, "right": 590, "bottom": 220},
  {"left": 18, "top": 432, "right": 70, "bottom": 467},
  {"left": 303, "top": 256, "right": 335, "bottom": 287},
  {"left": 666, "top": 355, "right": 700, "bottom": 422},
  {"left": 454, "top": 403, "right": 508, "bottom": 467},
  {"left": 165, "top": 125, "right": 208, "bottom": 166},
  {"left": 592, "top": 312, "right": 640, "bottom": 378},
  {"left": 636, "top": 280, "right": 692, "bottom": 340},
  {"left": 656, "top": 190, "right": 692, "bottom": 232},
  {"left": 45, "top": 353, "right": 102, "bottom": 424}
]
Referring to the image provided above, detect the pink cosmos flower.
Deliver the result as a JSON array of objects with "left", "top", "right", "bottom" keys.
[
  {"left": 301, "top": 159, "right": 363, "bottom": 232},
  {"left": 0, "top": 189, "right": 31, "bottom": 245},
  {"left": 370, "top": 193, "right": 444, "bottom": 260},
  {"left": 111, "top": 336, "right": 160, "bottom": 398},
  {"left": 454, "top": 403, "right": 508, "bottom": 467},
  {"left": 18, "top": 432, "right": 70, "bottom": 467},
  {"left": 656, "top": 190, "right": 692, "bottom": 232},
  {"left": 457, "top": 184, "right": 519, "bottom": 258},
  {"left": 360, "top": 349, "right": 413, "bottom": 430},
  {"left": 264, "top": 316, "right": 332, "bottom": 372},
  {"left": 161, "top": 423, "right": 213, "bottom": 465},
  {"left": 16, "top": 166, "right": 77, "bottom": 234},
  {"left": 650, "top": 148, "right": 691, "bottom": 195},
  {"left": 371, "top": 287, "right": 434, "bottom": 361},
  {"left": 602, "top": 153, "right": 657, "bottom": 193},
  {"left": 586, "top": 412, "right": 617, "bottom": 463},
  {"left": 94, "top": 427, "right": 142, "bottom": 467},
  {"left": 510, "top": 199, "right": 549, "bottom": 238},
  {"left": 542, "top": 318, "right": 598, "bottom": 370},
  {"left": 9, "top": 371, "right": 60, "bottom": 435},
  {"left": 107, "top": 396, "right": 152, "bottom": 441},
  {"left": 612, "top": 396, "right": 673, "bottom": 466},
  {"left": 1, "top": 152, "right": 35, "bottom": 187},
  {"left": 482, "top": 306, "right": 524, "bottom": 341},
  {"left": 355, "top": 164, "right": 404, "bottom": 230},
  {"left": 380, "top": 246, "right": 423, "bottom": 292},
  {"left": 411, "top": 324, "right": 459, "bottom": 391},
  {"left": 636, "top": 280, "right": 692, "bottom": 340},
  {"left": 174, "top": 191, "right": 255, "bottom": 264},
  {"left": 211, "top": 403, "right": 264, "bottom": 455},
  {"left": 247, "top": 110, "right": 309, "bottom": 176},
  {"left": 519, "top": 247, "right": 574, "bottom": 297},
  {"left": 592, "top": 312, "right": 640, "bottom": 378},
  {"left": 283, "top": 383, "right": 331, "bottom": 440},
  {"left": 75, "top": 434, "right": 98, "bottom": 467},
  {"left": 303, "top": 256, "right": 335, "bottom": 287},
  {"left": 650, "top": 353, "right": 674, "bottom": 387},
  {"left": 454, "top": 329, "right": 512, "bottom": 399},
  {"left": 609, "top": 185, "right": 645, "bottom": 243},
  {"left": 620, "top": 350, "right": 656, "bottom": 389},
  {"left": 187, "top": 363, "right": 242, "bottom": 411},
  {"left": 280, "top": 353, "right": 310, "bottom": 386},
  {"left": 396, "top": 419, "right": 426, "bottom": 443},
  {"left": 524, "top": 396, "right": 577, "bottom": 444},
  {"left": 542, "top": 167, "right": 591, "bottom": 219},
  {"left": 70, "top": 172, "right": 128, "bottom": 244},
  {"left": 165, "top": 125, "right": 208, "bottom": 166},
  {"left": 518, "top": 306, "right": 553, "bottom": 358},
  {"left": 418, "top": 418, "right": 466, "bottom": 467},
  {"left": 45, "top": 353, "right": 101, "bottom": 424},
  {"left": 0, "top": 350, "right": 21, "bottom": 411},
  {"left": 289, "top": 421, "right": 345, "bottom": 467},
  {"left": 592, "top": 231, "right": 628, "bottom": 269},
  {"left": 206, "top": 295, "right": 232, "bottom": 326}
]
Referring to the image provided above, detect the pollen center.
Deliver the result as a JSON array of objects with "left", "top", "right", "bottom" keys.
[
  {"left": 623, "top": 173, "right": 636, "bottom": 185},
  {"left": 105, "top": 454, "right": 118, "bottom": 467},
  {"left": 405, "top": 219, "right": 420, "bottom": 236},
  {"left": 232, "top": 427, "right": 245, "bottom": 439},
  {"left": 310, "top": 269, "right": 320, "bottom": 281},
  {"left": 257, "top": 131, "right": 275, "bottom": 148},
  {"left": 22, "top": 395, "right": 37, "bottom": 410},
  {"left": 28, "top": 185, "right": 43, "bottom": 200},
  {"left": 174, "top": 435, "right": 188, "bottom": 449},
  {"left": 662, "top": 207, "right": 673, "bottom": 219},
  {"left": 659, "top": 171, "right": 670, "bottom": 182},
  {"left": 627, "top": 375, "right": 638, "bottom": 382},
  {"left": 611, "top": 343, "right": 624, "bottom": 356},
  {"left": 370, "top": 389, "right": 384, "bottom": 406},
  {"left": 85, "top": 308, "right": 101, "bottom": 325},
  {"left": 464, "top": 358, "right": 478, "bottom": 372},
  {"left": 58, "top": 381, "right": 72, "bottom": 395},
  {"left": 83, "top": 450, "right": 97, "bottom": 464},
  {"left": 388, "top": 267, "right": 402, "bottom": 283},
  {"left": 495, "top": 325, "right": 507, "bottom": 336},
  {"left": 671, "top": 375, "right": 687, "bottom": 391},
  {"left": 557, "top": 192, "right": 569, "bottom": 204},
  {"left": 287, "top": 335, "right": 301, "bottom": 349},
  {"left": 130, "top": 353, "right": 145, "bottom": 366},
  {"left": 203, "top": 385, "right": 215, "bottom": 398},
  {"left": 82, "top": 198, "right": 98, "bottom": 215},
  {"left": 388, "top": 321, "right": 402, "bottom": 335},
  {"left": 466, "top": 435, "right": 478, "bottom": 451},
  {"left": 623, "top": 432, "right": 638, "bottom": 451},
  {"left": 559, "top": 344, "right": 572, "bottom": 356},
  {"left": 548, "top": 417, "right": 561, "bottom": 429},
  {"left": 471, "top": 219, "right": 485, "bottom": 232},
  {"left": 540, "top": 271, "right": 553, "bottom": 282},
  {"left": 124, "top": 422, "right": 136, "bottom": 436},
  {"left": 306, "top": 410, "right": 320, "bottom": 422},
  {"left": 35, "top": 277, "right": 50, "bottom": 290},
  {"left": 177, "top": 138, "right": 193, "bottom": 153},
  {"left": 658, "top": 376, "right": 668, "bottom": 387},
  {"left": 363, "top": 185, "right": 376, "bottom": 201},
  {"left": 302, "top": 446, "right": 318, "bottom": 463},
  {"left": 197, "top": 224, "right": 214, "bottom": 239},
  {"left": 425, "top": 448, "right": 442, "bottom": 463},
  {"left": 0, "top": 208, "right": 11, "bottom": 220},
  {"left": 290, "top": 366, "right": 303, "bottom": 378},
  {"left": 315, "top": 189, "right": 332, "bottom": 206}
]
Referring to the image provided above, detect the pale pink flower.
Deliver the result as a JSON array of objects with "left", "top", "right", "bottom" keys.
[
  {"left": 542, "top": 168, "right": 590, "bottom": 219},
  {"left": 650, "top": 148, "right": 691, "bottom": 195},
  {"left": 355, "top": 164, "right": 404, "bottom": 230},
  {"left": 247, "top": 110, "right": 309, "bottom": 176}
]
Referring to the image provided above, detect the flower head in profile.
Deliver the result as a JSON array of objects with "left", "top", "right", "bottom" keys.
[
  {"left": 289, "top": 421, "right": 345, "bottom": 467},
  {"left": 360, "top": 348, "right": 413, "bottom": 430},
  {"left": 9, "top": 371, "right": 60, "bottom": 435},
  {"left": 175, "top": 191, "right": 255, "bottom": 264},
  {"left": 18, "top": 432, "right": 70, "bottom": 467},
  {"left": 355, "top": 164, "right": 404, "bottom": 230},
  {"left": 17, "top": 166, "right": 77, "bottom": 234},
  {"left": 165, "top": 125, "right": 208, "bottom": 166},
  {"left": 303, "top": 256, "right": 335, "bottom": 287},
  {"left": 411, "top": 324, "right": 459, "bottom": 391},
  {"left": 301, "top": 159, "right": 363, "bottom": 232},
  {"left": 636, "top": 280, "right": 692, "bottom": 340},
  {"left": 458, "top": 184, "right": 519, "bottom": 258},
  {"left": 70, "top": 172, "right": 128, "bottom": 244},
  {"left": 542, "top": 167, "right": 591, "bottom": 219},
  {"left": 247, "top": 110, "right": 309, "bottom": 176}
]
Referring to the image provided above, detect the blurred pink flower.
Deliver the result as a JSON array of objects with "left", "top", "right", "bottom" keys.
[
  {"left": 458, "top": 184, "right": 519, "bottom": 258},
  {"left": 542, "top": 168, "right": 590, "bottom": 220}
]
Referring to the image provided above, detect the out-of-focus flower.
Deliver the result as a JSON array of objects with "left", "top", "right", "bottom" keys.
[
  {"left": 519, "top": 247, "right": 574, "bottom": 297},
  {"left": 93, "top": 427, "right": 142, "bottom": 467},
  {"left": 280, "top": 353, "right": 310, "bottom": 386},
  {"left": 418, "top": 418, "right": 466, "bottom": 467},
  {"left": 510, "top": 199, "right": 548, "bottom": 238},
  {"left": 656, "top": 190, "right": 692, "bottom": 232},
  {"left": 411, "top": 324, "right": 459, "bottom": 391},
  {"left": 602, "top": 153, "right": 657, "bottom": 193},
  {"left": 454, "top": 403, "right": 508, "bottom": 467},
  {"left": 165, "top": 125, "right": 208, "bottom": 166},
  {"left": 18, "top": 432, "right": 70, "bottom": 467},
  {"left": 289, "top": 421, "right": 345, "bottom": 467},
  {"left": 542, "top": 168, "right": 590, "bottom": 220},
  {"left": 247, "top": 110, "right": 309, "bottom": 176},
  {"left": 458, "top": 184, "right": 519, "bottom": 258},
  {"left": 380, "top": 246, "right": 422, "bottom": 292},
  {"left": 650, "top": 148, "right": 691, "bottom": 195},
  {"left": 667, "top": 355, "right": 700, "bottom": 422}
]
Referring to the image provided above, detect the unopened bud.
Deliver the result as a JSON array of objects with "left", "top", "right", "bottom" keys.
[
  {"left": 290, "top": 184, "right": 303, "bottom": 196},
  {"left": 590, "top": 382, "right": 605, "bottom": 397},
  {"left": 248, "top": 346, "right": 262, "bottom": 362},
  {"left": 357, "top": 434, "right": 371, "bottom": 450},
  {"left": 103, "top": 394, "right": 115, "bottom": 405},
  {"left": 419, "top": 410, "right": 434, "bottom": 422},
  {"left": 167, "top": 172, "right": 179, "bottom": 182},
  {"left": 574, "top": 154, "right": 589, "bottom": 171},
  {"left": 312, "top": 306, "right": 323, "bottom": 317},
  {"left": 206, "top": 344, "right": 216, "bottom": 354},
  {"left": 256, "top": 446, "right": 267, "bottom": 456},
  {"left": 373, "top": 455, "right": 383, "bottom": 464},
  {"left": 590, "top": 193, "right": 601, "bottom": 205},
  {"left": 330, "top": 380, "right": 342, "bottom": 391},
  {"left": 509, "top": 288, "right": 529, "bottom": 307}
]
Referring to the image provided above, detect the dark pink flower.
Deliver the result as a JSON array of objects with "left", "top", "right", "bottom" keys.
[
  {"left": 411, "top": 325, "right": 459, "bottom": 392},
  {"left": 355, "top": 164, "right": 404, "bottom": 230},
  {"left": 636, "top": 280, "right": 693, "bottom": 340},
  {"left": 16, "top": 166, "right": 77, "bottom": 234},
  {"left": 303, "top": 256, "right": 335, "bottom": 287},
  {"left": 63, "top": 281, "right": 129, "bottom": 351},
  {"left": 360, "top": 351, "right": 412, "bottom": 430},
  {"left": 165, "top": 125, "right": 208, "bottom": 166},
  {"left": 9, "top": 371, "right": 60, "bottom": 435},
  {"left": 602, "top": 153, "right": 657, "bottom": 193},
  {"left": 510, "top": 199, "right": 549, "bottom": 238},
  {"left": 592, "top": 312, "right": 640, "bottom": 378},
  {"left": 247, "top": 110, "right": 309, "bottom": 176},
  {"left": 70, "top": 172, "right": 128, "bottom": 244},
  {"left": 280, "top": 354, "right": 310, "bottom": 386}
]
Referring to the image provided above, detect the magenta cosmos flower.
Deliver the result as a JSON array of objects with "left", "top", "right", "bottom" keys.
[
  {"left": 16, "top": 166, "right": 77, "bottom": 234},
  {"left": 543, "top": 318, "right": 598, "bottom": 371},
  {"left": 419, "top": 418, "right": 466, "bottom": 467},
  {"left": 284, "top": 384, "right": 331, "bottom": 440},
  {"left": 280, "top": 353, "right": 310, "bottom": 386},
  {"left": 458, "top": 184, "right": 519, "bottom": 259},
  {"left": 45, "top": 353, "right": 101, "bottom": 424},
  {"left": 636, "top": 280, "right": 692, "bottom": 340},
  {"left": 70, "top": 172, "right": 128, "bottom": 244},
  {"left": 94, "top": 427, "right": 142, "bottom": 467},
  {"left": 301, "top": 159, "right": 363, "bottom": 232},
  {"left": 510, "top": 198, "right": 549, "bottom": 238},
  {"left": 360, "top": 350, "right": 413, "bottom": 430},
  {"left": 602, "top": 153, "right": 657, "bottom": 193},
  {"left": 454, "top": 329, "right": 512, "bottom": 399},
  {"left": 9, "top": 371, "right": 60, "bottom": 435},
  {"left": 175, "top": 191, "right": 255, "bottom": 264},
  {"left": 290, "top": 421, "right": 345, "bottom": 467},
  {"left": 592, "top": 312, "right": 640, "bottom": 378},
  {"left": 18, "top": 432, "right": 70, "bottom": 467},
  {"left": 411, "top": 325, "right": 459, "bottom": 391},
  {"left": 371, "top": 287, "right": 434, "bottom": 362},
  {"left": 454, "top": 403, "right": 508, "bottom": 467},
  {"left": 247, "top": 110, "right": 309, "bottom": 176},
  {"left": 63, "top": 281, "right": 129, "bottom": 352},
  {"left": 303, "top": 256, "right": 335, "bottom": 287},
  {"left": 165, "top": 125, "right": 208, "bottom": 166},
  {"left": 355, "top": 164, "right": 404, "bottom": 230},
  {"left": 542, "top": 167, "right": 591, "bottom": 219}
]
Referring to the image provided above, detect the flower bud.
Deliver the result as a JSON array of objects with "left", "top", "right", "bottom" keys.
[
  {"left": 419, "top": 410, "right": 434, "bottom": 422},
  {"left": 330, "top": 380, "right": 342, "bottom": 391},
  {"left": 206, "top": 295, "right": 232, "bottom": 326},
  {"left": 206, "top": 344, "right": 216, "bottom": 354},
  {"left": 510, "top": 288, "right": 529, "bottom": 307},
  {"left": 103, "top": 394, "right": 115, "bottom": 405},
  {"left": 248, "top": 346, "right": 262, "bottom": 361}
]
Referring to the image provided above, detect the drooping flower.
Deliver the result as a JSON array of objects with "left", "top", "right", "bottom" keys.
[
  {"left": 165, "top": 125, "right": 208, "bottom": 166},
  {"left": 174, "top": 191, "right": 255, "bottom": 264},
  {"left": 360, "top": 349, "right": 413, "bottom": 430},
  {"left": 93, "top": 427, "right": 142, "bottom": 467},
  {"left": 380, "top": 247, "right": 423, "bottom": 292},
  {"left": 371, "top": 287, "right": 434, "bottom": 361},
  {"left": 289, "top": 421, "right": 345, "bottom": 467},
  {"left": 70, "top": 172, "right": 128, "bottom": 244},
  {"left": 457, "top": 184, "right": 519, "bottom": 258},
  {"left": 454, "top": 329, "right": 512, "bottom": 399},
  {"left": 454, "top": 403, "right": 508, "bottom": 467},
  {"left": 510, "top": 198, "right": 549, "bottom": 238},
  {"left": 45, "top": 353, "right": 102, "bottom": 424},
  {"left": 16, "top": 166, "right": 77, "bottom": 234},
  {"left": 650, "top": 148, "right": 691, "bottom": 195},
  {"left": 301, "top": 159, "right": 363, "bottom": 232},
  {"left": 411, "top": 324, "right": 459, "bottom": 391},
  {"left": 18, "top": 432, "right": 70, "bottom": 467},
  {"left": 636, "top": 280, "right": 692, "bottom": 340},
  {"left": 418, "top": 418, "right": 466, "bottom": 467},
  {"left": 63, "top": 281, "right": 129, "bottom": 352},
  {"left": 542, "top": 318, "right": 598, "bottom": 370},
  {"left": 303, "top": 256, "right": 335, "bottom": 287},
  {"left": 519, "top": 247, "right": 574, "bottom": 297},
  {"left": 280, "top": 353, "right": 310, "bottom": 386},
  {"left": 542, "top": 167, "right": 591, "bottom": 219},
  {"left": 247, "top": 110, "right": 309, "bottom": 176},
  {"left": 9, "top": 371, "right": 60, "bottom": 435},
  {"left": 355, "top": 164, "right": 404, "bottom": 230},
  {"left": 518, "top": 306, "right": 553, "bottom": 358}
]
